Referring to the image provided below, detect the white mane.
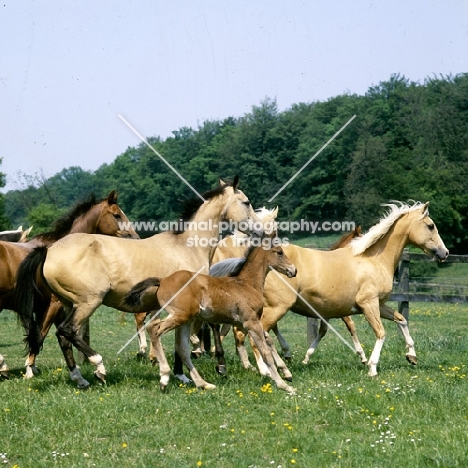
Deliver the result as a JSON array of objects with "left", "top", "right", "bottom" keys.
[
  {"left": 255, "top": 206, "right": 276, "bottom": 220},
  {"left": 350, "top": 201, "right": 427, "bottom": 256}
]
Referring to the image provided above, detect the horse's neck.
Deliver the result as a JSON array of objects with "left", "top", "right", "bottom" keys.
[
  {"left": 367, "top": 215, "right": 411, "bottom": 270},
  {"left": 237, "top": 250, "right": 270, "bottom": 291},
  {"left": 69, "top": 204, "right": 102, "bottom": 234},
  {"left": 174, "top": 198, "right": 230, "bottom": 264}
]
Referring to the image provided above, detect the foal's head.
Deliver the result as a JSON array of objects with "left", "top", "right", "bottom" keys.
[{"left": 265, "top": 244, "right": 297, "bottom": 278}]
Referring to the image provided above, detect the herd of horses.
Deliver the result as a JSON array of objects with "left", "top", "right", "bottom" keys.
[{"left": 1, "top": 177, "right": 449, "bottom": 394}]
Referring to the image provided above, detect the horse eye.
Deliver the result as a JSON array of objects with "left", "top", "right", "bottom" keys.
[
  {"left": 277, "top": 250, "right": 283, "bottom": 256},
  {"left": 243, "top": 201, "right": 250, "bottom": 207},
  {"left": 428, "top": 223, "right": 434, "bottom": 231},
  {"left": 113, "top": 213, "right": 122, "bottom": 219}
]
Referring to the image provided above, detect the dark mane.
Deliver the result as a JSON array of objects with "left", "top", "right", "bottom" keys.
[
  {"left": 174, "top": 179, "right": 235, "bottom": 234},
  {"left": 33, "top": 194, "right": 101, "bottom": 242}
]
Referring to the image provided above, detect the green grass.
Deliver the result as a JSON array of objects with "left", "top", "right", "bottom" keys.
[{"left": 1, "top": 303, "right": 467, "bottom": 467}]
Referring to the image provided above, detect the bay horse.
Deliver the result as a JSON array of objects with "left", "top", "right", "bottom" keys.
[
  {"left": 0, "top": 191, "right": 138, "bottom": 379},
  {"left": 209, "top": 225, "right": 364, "bottom": 372},
  {"left": 16, "top": 177, "right": 258, "bottom": 388},
  {"left": 122, "top": 243, "right": 297, "bottom": 393},
  {"left": 243, "top": 202, "right": 448, "bottom": 378}
]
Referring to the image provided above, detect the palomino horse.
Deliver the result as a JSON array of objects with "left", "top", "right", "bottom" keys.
[
  {"left": 122, "top": 244, "right": 297, "bottom": 393},
  {"left": 209, "top": 225, "right": 364, "bottom": 371},
  {"left": 0, "top": 191, "right": 138, "bottom": 379},
  {"left": 16, "top": 177, "right": 258, "bottom": 388},
  {"left": 0, "top": 226, "right": 33, "bottom": 243},
  {"left": 242, "top": 202, "right": 448, "bottom": 378}
]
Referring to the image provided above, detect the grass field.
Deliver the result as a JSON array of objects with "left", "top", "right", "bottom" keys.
[{"left": 1, "top": 300, "right": 467, "bottom": 468}]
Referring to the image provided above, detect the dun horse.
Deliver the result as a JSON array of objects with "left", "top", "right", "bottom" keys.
[
  {"left": 241, "top": 202, "right": 448, "bottom": 378},
  {"left": 123, "top": 244, "right": 297, "bottom": 393},
  {"left": 0, "top": 191, "right": 138, "bottom": 379},
  {"left": 16, "top": 177, "right": 257, "bottom": 388}
]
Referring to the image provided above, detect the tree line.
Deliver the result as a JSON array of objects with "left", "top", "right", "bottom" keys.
[{"left": 1, "top": 73, "right": 468, "bottom": 253}]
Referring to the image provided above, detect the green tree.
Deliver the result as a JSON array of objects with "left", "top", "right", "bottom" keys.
[
  {"left": 26, "top": 203, "right": 66, "bottom": 234},
  {"left": 0, "top": 158, "right": 10, "bottom": 230}
]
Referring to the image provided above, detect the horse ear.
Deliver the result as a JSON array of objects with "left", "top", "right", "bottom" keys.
[
  {"left": 218, "top": 178, "right": 227, "bottom": 186},
  {"left": 233, "top": 175, "right": 240, "bottom": 190},
  {"left": 107, "top": 190, "right": 118, "bottom": 204},
  {"left": 421, "top": 201, "right": 430, "bottom": 216}
]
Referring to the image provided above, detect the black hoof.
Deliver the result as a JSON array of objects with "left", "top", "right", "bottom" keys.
[
  {"left": 284, "top": 375, "right": 293, "bottom": 382},
  {"left": 136, "top": 352, "right": 147, "bottom": 361},
  {"left": 216, "top": 365, "right": 227, "bottom": 376},
  {"left": 191, "top": 351, "right": 202, "bottom": 359},
  {"left": 0, "top": 371, "right": 9, "bottom": 380},
  {"left": 406, "top": 355, "right": 417, "bottom": 365}
]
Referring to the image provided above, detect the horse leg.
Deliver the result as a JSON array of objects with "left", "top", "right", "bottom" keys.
[
  {"left": 380, "top": 304, "right": 417, "bottom": 365},
  {"left": 134, "top": 312, "right": 148, "bottom": 358},
  {"left": 302, "top": 319, "right": 329, "bottom": 364},
  {"left": 56, "top": 302, "right": 106, "bottom": 385},
  {"left": 244, "top": 320, "right": 295, "bottom": 394},
  {"left": 0, "top": 354, "right": 9, "bottom": 379},
  {"left": 175, "top": 323, "right": 216, "bottom": 390},
  {"left": 272, "top": 324, "right": 292, "bottom": 361},
  {"left": 24, "top": 297, "right": 62, "bottom": 379},
  {"left": 262, "top": 331, "right": 292, "bottom": 381},
  {"left": 209, "top": 323, "right": 227, "bottom": 375},
  {"left": 341, "top": 316, "right": 368, "bottom": 364},
  {"left": 233, "top": 326, "right": 256, "bottom": 371},
  {"left": 358, "top": 300, "right": 386, "bottom": 377}
]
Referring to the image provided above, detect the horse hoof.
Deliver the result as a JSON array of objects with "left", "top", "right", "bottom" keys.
[
  {"left": 284, "top": 355, "right": 292, "bottom": 362},
  {"left": 201, "top": 383, "right": 216, "bottom": 391},
  {"left": 77, "top": 380, "right": 91, "bottom": 389},
  {"left": 94, "top": 371, "right": 107, "bottom": 384},
  {"left": 0, "top": 371, "right": 9, "bottom": 379},
  {"left": 136, "top": 351, "right": 147, "bottom": 361},
  {"left": 283, "top": 374, "right": 293, "bottom": 382},
  {"left": 191, "top": 350, "right": 202, "bottom": 359},
  {"left": 160, "top": 383, "right": 168, "bottom": 392},
  {"left": 216, "top": 365, "right": 227, "bottom": 376},
  {"left": 150, "top": 359, "right": 158, "bottom": 367},
  {"left": 406, "top": 355, "right": 417, "bottom": 365}
]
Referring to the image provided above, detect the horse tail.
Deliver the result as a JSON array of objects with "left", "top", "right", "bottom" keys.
[
  {"left": 14, "top": 246, "right": 49, "bottom": 355},
  {"left": 122, "top": 277, "right": 161, "bottom": 311}
]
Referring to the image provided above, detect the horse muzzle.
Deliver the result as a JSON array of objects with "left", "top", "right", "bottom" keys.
[
  {"left": 433, "top": 247, "right": 449, "bottom": 262},
  {"left": 286, "top": 265, "right": 297, "bottom": 278}
]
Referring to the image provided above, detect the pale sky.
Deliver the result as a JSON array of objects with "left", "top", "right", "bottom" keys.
[{"left": 1, "top": 0, "right": 467, "bottom": 192}]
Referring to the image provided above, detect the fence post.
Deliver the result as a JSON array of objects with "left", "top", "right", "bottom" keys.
[{"left": 397, "top": 248, "right": 410, "bottom": 321}]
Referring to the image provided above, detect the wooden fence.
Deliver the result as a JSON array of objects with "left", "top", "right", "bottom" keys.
[
  {"left": 390, "top": 250, "right": 468, "bottom": 319},
  {"left": 307, "top": 249, "right": 468, "bottom": 344}
]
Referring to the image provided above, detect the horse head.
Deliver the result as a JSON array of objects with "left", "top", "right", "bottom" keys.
[
  {"left": 267, "top": 244, "right": 297, "bottom": 278},
  {"left": 218, "top": 176, "right": 257, "bottom": 234},
  {"left": 408, "top": 202, "right": 449, "bottom": 261},
  {"left": 96, "top": 191, "right": 140, "bottom": 239}
]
